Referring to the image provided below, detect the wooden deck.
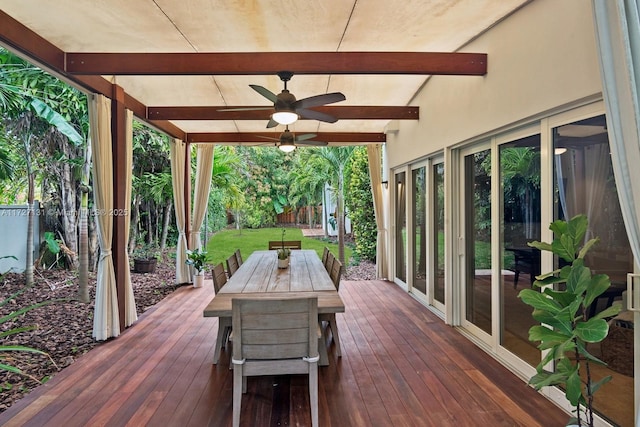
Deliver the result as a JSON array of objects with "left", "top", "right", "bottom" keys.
[{"left": 0, "top": 280, "right": 568, "bottom": 427}]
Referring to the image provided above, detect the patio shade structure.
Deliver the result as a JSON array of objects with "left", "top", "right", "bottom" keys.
[{"left": 0, "top": 1, "right": 529, "bottom": 337}]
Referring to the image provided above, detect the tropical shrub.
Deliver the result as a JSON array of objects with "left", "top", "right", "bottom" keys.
[{"left": 346, "top": 147, "right": 376, "bottom": 261}]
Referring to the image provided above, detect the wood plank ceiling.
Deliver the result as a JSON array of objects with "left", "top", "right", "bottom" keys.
[{"left": 0, "top": 0, "right": 528, "bottom": 146}]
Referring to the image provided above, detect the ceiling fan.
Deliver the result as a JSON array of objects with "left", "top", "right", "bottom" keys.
[
  {"left": 258, "top": 126, "right": 328, "bottom": 152},
  {"left": 223, "top": 71, "right": 346, "bottom": 128}
]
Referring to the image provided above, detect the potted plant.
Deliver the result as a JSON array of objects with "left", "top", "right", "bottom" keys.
[
  {"left": 185, "top": 248, "right": 208, "bottom": 287},
  {"left": 518, "top": 214, "right": 621, "bottom": 427},
  {"left": 277, "top": 228, "right": 291, "bottom": 269},
  {"left": 131, "top": 242, "right": 160, "bottom": 273}
]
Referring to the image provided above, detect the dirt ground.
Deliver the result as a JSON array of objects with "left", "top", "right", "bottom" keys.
[{"left": 0, "top": 253, "right": 375, "bottom": 412}]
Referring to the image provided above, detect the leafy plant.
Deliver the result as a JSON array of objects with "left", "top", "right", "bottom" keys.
[
  {"left": 185, "top": 248, "right": 208, "bottom": 274},
  {"left": 518, "top": 214, "right": 621, "bottom": 427},
  {"left": 131, "top": 241, "right": 160, "bottom": 261},
  {"left": 277, "top": 228, "right": 291, "bottom": 260}
]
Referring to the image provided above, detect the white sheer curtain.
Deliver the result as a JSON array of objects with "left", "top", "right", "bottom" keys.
[
  {"left": 584, "top": 144, "right": 611, "bottom": 240},
  {"left": 593, "top": 0, "right": 640, "bottom": 265},
  {"left": 592, "top": 2, "right": 640, "bottom": 425},
  {"left": 89, "top": 94, "right": 120, "bottom": 340},
  {"left": 190, "top": 144, "right": 214, "bottom": 250},
  {"left": 367, "top": 144, "right": 388, "bottom": 279},
  {"left": 170, "top": 138, "right": 190, "bottom": 284},
  {"left": 123, "top": 109, "right": 138, "bottom": 326}
]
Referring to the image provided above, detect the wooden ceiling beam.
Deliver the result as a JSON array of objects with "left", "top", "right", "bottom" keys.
[
  {"left": 147, "top": 106, "right": 418, "bottom": 121},
  {"left": 65, "top": 52, "right": 487, "bottom": 76},
  {"left": 186, "top": 132, "right": 386, "bottom": 144},
  {"left": 0, "top": 11, "right": 186, "bottom": 140}
]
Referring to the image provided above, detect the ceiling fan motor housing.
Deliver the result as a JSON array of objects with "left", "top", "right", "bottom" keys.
[{"left": 275, "top": 90, "right": 297, "bottom": 112}]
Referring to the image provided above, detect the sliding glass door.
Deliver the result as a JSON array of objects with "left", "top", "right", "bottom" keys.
[
  {"left": 460, "top": 144, "right": 492, "bottom": 337},
  {"left": 394, "top": 171, "right": 407, "bottom": 284}
]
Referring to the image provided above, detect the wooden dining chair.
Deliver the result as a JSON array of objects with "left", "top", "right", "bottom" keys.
[
  {"left": 232, "top": 297, "right": 319, "bottom": 427},
  {"left": 211, "top": 262, "right": 227, "bottom": 294},
  {"left": 234, "top": 249, "right": 243, "bottom": 267},
  {"left": 226, "top": 253, "right": 240, "bottom": 277},
  {"left": 268, "top": 240, "right": 302, "bottom": 250},
  {"left": 324, "top": 251, "right": 335, "bottom": 273},
  {"left": 211, "top": 262, "right": 232, "bottom": 364},
  {"left": 321, "top": 246, "right": 329, "bottom": 268},
  {"left": 320, "top": 257, "right": 342, "bottom": 357}
]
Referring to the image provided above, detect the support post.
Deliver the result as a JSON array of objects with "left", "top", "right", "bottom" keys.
[
  {"left": 184, "top": 141, "right": 192, "bottom": 249},
  {"left": 111, "top": 84, "right": 127, "bottom": 331}
]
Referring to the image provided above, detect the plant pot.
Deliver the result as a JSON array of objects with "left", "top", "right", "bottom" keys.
[
  {"left": 133, "top": 258, "right": 157, "bottom": 273},
  {"left": 277, "top": 258, "right": 290, "bottom": 269},
  {"left": 193, "top": 273, "right": 205, "bottom": 288}
]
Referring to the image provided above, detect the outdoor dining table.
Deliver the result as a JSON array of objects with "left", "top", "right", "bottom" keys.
[{"left": 203, "top": 249, "right": 345, "bottom": 366}]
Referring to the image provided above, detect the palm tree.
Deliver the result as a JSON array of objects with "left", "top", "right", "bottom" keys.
[
  {"left": 289, "top": 153, "right": 328, "bottom": 228},
  {"left": 306, "top": 146, "right": 355, "bottom": 268}
]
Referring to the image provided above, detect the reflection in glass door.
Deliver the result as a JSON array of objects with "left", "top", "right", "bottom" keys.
[
  {"left": 433, "top": 162, "right": 445, "bottom": 305},
  {"left": 395, "top": 171, "right": 407, "bottom": 283},
  {"left": 553, "top": 114, "right": 634, "bottom": 427},
  {"left": 462, "top": 148, "right": 492, "bottom": 335},
  {"left": 499, "top": 134, "right": 541, "bottom": 367},
  {"left": 412, "top": 166, "right": 426, "bottom": 295}
]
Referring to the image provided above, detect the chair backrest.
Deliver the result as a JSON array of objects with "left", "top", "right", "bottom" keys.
[
  {"left": 321, "top": 247, "right": 329, "bottom": 267},
  {"left": 212, "top": 262, "right": 227, "bottom": 293},
  {"left": 329, "top": 257, "right": 342, "bottom": 290},
  {"left": 324, "top": 251, "right": 335, "bottom": 273},
  {"left": 232, "top": 297, "right": 318, "bottom": 362},
  {"left": 268, "top": 240, "right": 302, "bottom": 250},
  {"left": 227, "top": 253, "right": 240, "bottom": 277},
  {"left": 235, "top": 249, "right": 243, "bottom": 266}
]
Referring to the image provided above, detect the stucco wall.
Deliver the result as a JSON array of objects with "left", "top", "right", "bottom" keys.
[
  {"left": 387, "top": 0, "right": 602, "bottom": 168},
  {"left": 0, "top": 204, "right": 41, "bottom": 274}
]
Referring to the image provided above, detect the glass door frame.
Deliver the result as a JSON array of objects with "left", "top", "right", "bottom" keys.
[
  {"left": 457, "top": 141, "right": 493, "bottom": 345},
  {"left": 494, "top": 124, "right": 544, "bottom": 376},
  {"left": 408, "top": 161, "right": 428, "bottom": 301},
  {"left": 392, "top": 168, "right": 409, "bottom": 290}
]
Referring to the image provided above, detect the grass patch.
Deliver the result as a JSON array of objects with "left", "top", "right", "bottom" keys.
[{"left": 204, "top": 227, "right": 352, "bottom": 267}]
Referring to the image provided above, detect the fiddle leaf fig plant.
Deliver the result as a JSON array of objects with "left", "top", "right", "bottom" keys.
[{"left": 518, "top": 214, "right": 621, "bottom": 427}]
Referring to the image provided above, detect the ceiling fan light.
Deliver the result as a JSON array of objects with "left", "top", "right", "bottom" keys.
[
  {"left": 279, "top": 142, "right": 296, "bottom": 153},
  {"left": 272, "top": 111, "right": 299, "bottom": 125}
]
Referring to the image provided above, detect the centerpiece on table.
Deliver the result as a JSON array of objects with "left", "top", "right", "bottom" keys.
[
  {"left": 277, "top": 228, "right": 291, "bottom": 269},
  {"left": 185, "top": 247, "right": 208, "bottom": 288}
]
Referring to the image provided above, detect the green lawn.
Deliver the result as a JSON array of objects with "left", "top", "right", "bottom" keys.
[{"left": 204, "top": 227, "right": 352, "bottom": 267}]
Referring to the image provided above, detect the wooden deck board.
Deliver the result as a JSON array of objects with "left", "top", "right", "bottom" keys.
[{"left": 0, "top": 280, "right": 569, "bottom": 427}]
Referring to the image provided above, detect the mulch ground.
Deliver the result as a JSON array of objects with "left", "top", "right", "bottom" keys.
[{"left": 0, "top": 253, "right": 375, "bottom": 413}]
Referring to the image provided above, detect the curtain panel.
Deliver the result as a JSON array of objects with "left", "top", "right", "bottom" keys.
[
  {"left": 89, "top": 94, "right": 120, "bottom": 340},
  {"left": 191, "top": 144, "right": 215, "bottom": 250},
  {"left": 170, "top": 139, "right": 190, "bottom": 284},
  {"left": 593, "top": 0, "right": 640, "bottom": 264},
  {"left": 123, "top": 109, "right": 138, "bottom": 326},
  {"left": 367, "top": 144, "right": 389, "bottom": 279}
]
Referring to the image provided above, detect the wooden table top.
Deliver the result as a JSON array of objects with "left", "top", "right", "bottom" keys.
[{"left": 203, "top": 250, "right": 345, "bottom": 317}]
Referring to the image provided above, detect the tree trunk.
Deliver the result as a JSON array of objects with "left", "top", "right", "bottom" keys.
[
  {"left": 77, "top": 139, "right": 91, "bottom": 303},
  {"left": 129, "top": 194, "right": 140, "bottom": 254},
  {"left": 160, "top": 200, "right": 172, "bottom": 251},
  {"left": 337, "top": 168, "right": 346, "bottom": 270},
  {"left": 24, "top": 135, "right": 34, "bottom": 287}
]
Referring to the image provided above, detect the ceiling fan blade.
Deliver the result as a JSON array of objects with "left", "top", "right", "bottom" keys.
[
  {"left": 297, "top": 108, "right": 338, "bottom": 124},
  {"left": 256, "top": 135, "right": 280, "bottom": 142},
  {"left": 297, "top": 140, "right": 328, "bottom": 147},
  {"left": 266, "top": 118, "right": 279, "bottom": 128},
  {"left": 217, "top": 106, "right": 273, "bottom": 112},
  {"left": 294, "top": 92, "right": 346, "bottom": 109},
  {"left": 250, "top": 84, "right": 278, "bottom": 103},
  {"left": 294, "top": 133, "right": 318, "bottom": 142}
]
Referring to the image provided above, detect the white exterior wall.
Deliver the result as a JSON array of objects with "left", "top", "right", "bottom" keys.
[{"left": 387, "top": 0, "right": 602, "bottom": 168}]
